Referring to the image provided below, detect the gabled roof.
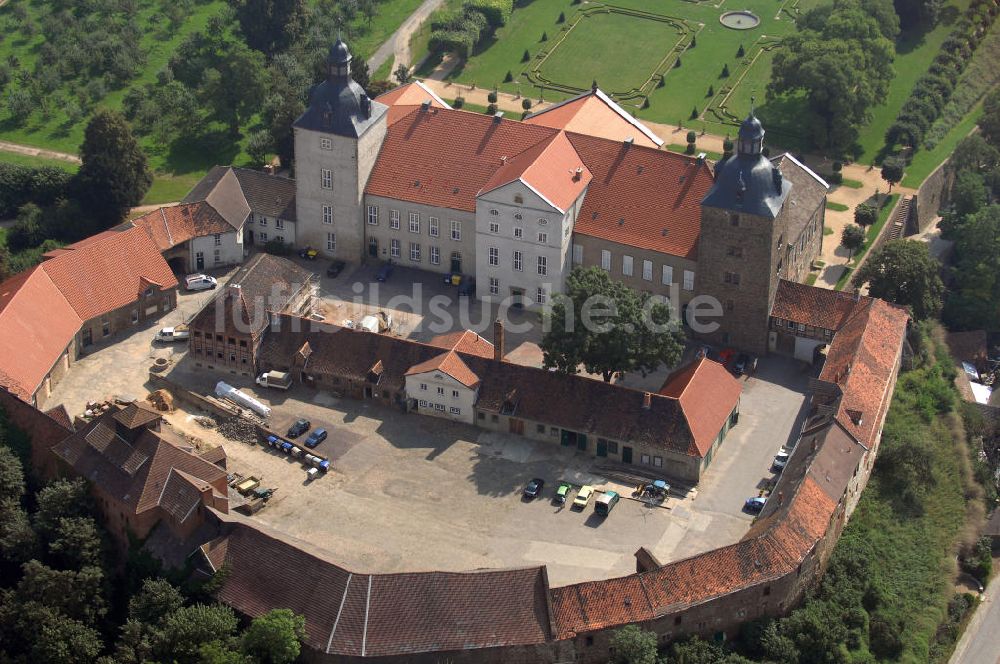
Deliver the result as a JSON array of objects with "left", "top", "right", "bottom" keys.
[
  {"left": 428, "top": 330, "right": 495, "bottom": 359},
  {"left": 0, "top": 267, "right": 82, "bottom": 401},
  {"left": 189, "top": 254, "right": 313, "bottom": 339},
  {"left": 659, "top": 358, "right": 741, "bottom": 457},
  {"left": 375, "top": 80, "right": 451, "bottom": 110},
  {"left": 525, "top": 87, "right": 663, "bottom": 148},
  {"left": 112, "top": 401, "right": 162, "bottom": 429},
  {"left": 405, "top": 350, "right": 480, "bottom": 388},
  {"left": 567, "top": 133, "right": 715, "bottom": 259},
  {"left": 38, "top": 225, "right": 178, "bottom": 322},
  {"left": 200, "top": 517, "right": 552, "bottom": 657},
  {"left": 127, "top": 202, "right": 234, "bottom": 251},
  {"left": 818, "top": 299, "right": 909, "bottom": 448},
  {"left": 771, "top": 280, "right": 871, "bottom": 331},
  {"left": 182, "top": 166, "right": 251, "bottom": 229},
  {"left": 479, "top": 131, "right": 591, "bottom": 213},
  {"left": 52, "top": 405, "right": 228, "bottom": 517},
  {"left": 230, "top": 168, "right": 297, "bottom": 221},
  {"left": 365, "top": 106, "right": 559, "bottom": 212},
  {"left": 260, "top": 317, "right": 704, "bottom": 457}
]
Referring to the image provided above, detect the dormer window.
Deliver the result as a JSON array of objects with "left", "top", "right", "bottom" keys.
[{"left": 514, "top": 194, "right": 523, "bottom": 204}]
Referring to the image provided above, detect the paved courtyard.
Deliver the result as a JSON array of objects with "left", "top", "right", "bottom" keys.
[{"left": 45, "top": 257, "right": 812, "bottom": 588}]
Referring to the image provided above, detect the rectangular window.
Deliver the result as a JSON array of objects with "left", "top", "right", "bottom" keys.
[
  {"left": 452, "top": 389, "right": 459, "bottom": 398},
  {"left": 321, "top": 168, "right": 332, "bottom": 189},
  {"left": 683, "top": 270, "right": 694, "bottom": 291},
  {"left": 214, "top": 234, "right": 222, "bottom": 246},
  {"left": 102, "top": 319, "right": 110, "bottom": 336},
  {"left": 643, "top": 260, "right": 653, "bottom": 281},
  {"left": 514, "top": 227, "right": 523, "bottom": 239},
  {"left": 489, "top": 221, "right": 500, "bottom": 233},
  {"left": 608, "top": 441, "right": 619, "bottom": 454},
  {"left": 259, "top": 232, "right": 267, "bottom": 243},
  {"left": 573, "top": 244, "right": 583, "bottom": 264},
  {"left": 489, "top": 247, "right": 499, "bottom": 266},
  {"left": 622, "top": 255, "right": 633, "bottom": 277},
  {"left": 489, "top": 208, "right": 499, "bottom": 216},
  {"left": 435, "top": 403, "right": 446, "bottom": 412},
  {"left": 489, "top": 277, "right": 499, "bottom": 295},
  {"left": 437, "top": 386, "right": 445, "bottom": 395},
  {"left": 536, "top": 287, "right": 546, "bottom": 305},
  {"left": 368, "top": 237, "right": 378, "bottom": 255},
  {"left": 450, "top": 406, "right": 461, "bottom": 415},
  {"left": 322, "top": 205, "right": 333, "bottom": 224},
  {"left": 662, "top": 265, "right": 673, "bottom": 285},
  {"left": 409, "top": 242, "right": 421, "bottom": 262},
  {"left": 390, "top": 209, "right": 400, "bottom": 230},
  {"left": 275, "top": 219, "right": 284, "bottom": 229},
  {"left": 430, "top": 246, "right": 440, "bottom": 265},
  {"left": 429, "top": 217, "right": 439, "bottom": 237},
  {"left": 537, "top": 255, "right": 547, "bottom": 276},
  {"left": 259, "top": 216, "right": 267, "bottom": 227},
  {"left": 653, "top": 456, "right": 663, "bottom": 468},
  {"left": 601, "top": 249, "right": 611, "bottom": 271},
  {"left": 537, "top": 424, "right": 546, "bottom": 434},
  {"left": 537, "top": 231, "right": 548, "bottom": 244},
  {"left": 641, "top": 453, "right": 651, "bottom": 465},
  {"left": 419, "top": 399, "right": 427, "bottom": 407},
  {"left": 420, "top": 383, "right": 427, "bottom": 391},
  {"left": 408, "top": 212, "right": 420, "bottom": 234},
  {"left": 450, "top": 220, "right": 461, "bottom": 241},
  {"left": 130, "top": 309, "right": 139, "bottom": 324},
  {"left": 513, "top": 250, "right": 523, "bottom": 272},
  {"left": 326, "top": 233, "right": 335, "bottom": 252},
  {"left": 390, "top": 239, "right": 400, "bottom": 258},
  {"left": 367, "top": 206, "right": 378, "bottom": 225},
  {"left": 550, "top": 427, "right": 559, "bottom": 437},
  {"left": 320, "top": 137, "right": 332, "bottom": 150},
  {"left": 213, "top": 249, "right": 221, "bottom": 263}
]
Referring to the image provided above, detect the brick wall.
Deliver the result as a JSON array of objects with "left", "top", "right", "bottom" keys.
[{"left": 80, "top": 285, "right": 178, "bottom": 349}]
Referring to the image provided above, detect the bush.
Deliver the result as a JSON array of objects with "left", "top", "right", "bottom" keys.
[
  {"left": 522, "top": 49, "right": 530, "bottom": 62},
  {"left": 521, "top": 98, "right": 532, "bottom": 110},
  {"left": 487, "top": 90, "right": 498, "bottom": 103},
  {"left": 263, "top": 239, "right": 292, "bottom": 256},
  {"left": 540, "top": 31, "right": 547, "bottom": 42},
  {"left": 721, "top": 63, "right": 730, "bottom": 77},
  {"left": 486, "top": 103, "right": 497, "bottom": 114},
  {"left": 674, "top": 57, "right": 681, "bottom": 69},
  {"left": 737, "top": 43, "right": 745, "bottom": 58},
  {"left": 706, "top": 84, "right": 713, "bottom": 97},
  {"left": 690, "top": 105, "right": 698, "bottom": 119},
  {"left": 453, "top": 96, "right": 465, "bottom": 108},
  {"left": 463, "top": 0, "right": 513, "bottom": 28},
  {"left": 503, "top": 70, "right": 512, "bottom": 83},
  {"left": 0, "top": 163, "right": 73, "bottom": 219},
  {"left": 557, "top": 12, "right": 565, "bottom": 23}
]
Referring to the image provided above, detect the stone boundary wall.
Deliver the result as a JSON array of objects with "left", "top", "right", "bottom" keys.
[{"left": 912, "top": 159, "right": 953, "bottom": 233}]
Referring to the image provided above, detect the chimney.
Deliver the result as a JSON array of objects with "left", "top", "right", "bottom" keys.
[
  {"left": 493, "top": 318, "right": 504, "bottom": 362},
  {"left": 493, "top": 111, "right": 504, "bottom": 123},
  {"left": 777, "top": 491, "right": 784, "bottom": 505},
  {"left": 853, "top": 287, "right": 861, "bottom": 302},
  {"left": 696, "top": 152, "right": 707, "bottom": 163},
  {"left": 421, "top": 99, "right": 431, "bottom": 111},
  {"left": 361, "top": 93, "right": 371, "bottom": 118},
  {"left": 573, "top": 166, "right": 583, "bottom": 181},
  {"left": 227, "top": 283, "right": 242, "bottom": 299},
  {"left": 623, "top": 136, "right": 634, "bottom": 148},
  {"left": 642, "top": 392, "right": 652, "bottom": 409}
]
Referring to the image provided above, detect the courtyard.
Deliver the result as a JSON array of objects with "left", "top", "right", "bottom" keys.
[{"left": 46, "top": 273, "right": 811, "bottom": 585}]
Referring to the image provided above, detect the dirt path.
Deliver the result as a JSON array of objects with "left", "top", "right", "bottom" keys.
[
  {"left": 0, "top": 140, "right": 81, "bottom": 164},
  {"left": 369, "top": 0, "right": 446, "bottom": 74}
]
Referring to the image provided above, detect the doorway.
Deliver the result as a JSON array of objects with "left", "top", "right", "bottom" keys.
[
  {"left": 510, "top": 287, "right": 525, "bottom": 308},
  {"left": 596, "top": 439, "right": 608, "bottom": 457},
  {"left": 622, "top": 446, "right": 633, "bottom": 464},
  {"left": 509, "top": 418, "right": 524, "bottom": 435},
  {"left": 576, "top": 434, "right": 587, "bottom": 452},
  {"left": 450, "top": 252, "right": 462, "bottom": 273},
  {"left": 195, "top": 252, "right": 204, "bottom": 270},
  {"left": 369, "top": 238, "right": 378, "bottom": 257}
]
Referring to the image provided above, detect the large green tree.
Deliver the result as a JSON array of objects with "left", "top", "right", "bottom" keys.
[
  {"left": 230, "top": 0, "right": 308, "bottom": 56},
  {"left": 979, "top": 87, "right": 1000, "bottom": 148},
  {"left": 241, "top": 608, "right": 307, "bottom": 664},
  {"left": 840, "top": 224, "right": 866, "bottom": 260},
  {"left": 609, "top": 625, "right": 658, "bottom": 664},
  {"left": 769, "top": 0, "right": 895, "bottom": 152},
  {"left": 73, "top": 109, "right": 152, "bottom": 226},
  {"left": 943, "top": 204, "right": 1000, "bottom": 330},
  {"left": 855, "top": 240, "right": 944, "bottom": 320},
  {"left": 542, "top": 267, "right": 684, "bottom": 382}
]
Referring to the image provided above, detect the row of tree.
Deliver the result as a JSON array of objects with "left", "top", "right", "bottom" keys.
[
  {"left": 885, "top": 0, "right": 998, "bottom": 152},
  {"left": 0, "top": 413, "right": 307, "bottom": 664},
  {"left": 428, "top": 0, "right": 515, "bottom": 58}
]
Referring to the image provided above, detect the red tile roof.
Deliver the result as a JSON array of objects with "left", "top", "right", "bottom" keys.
[
  {"left": 405, "top": 350, "right": 481, "bottom": 388},
  {"left": 375, "top": 80, "right": 451, "bottom": 109},
  {"left": 480, "top": 131, "right": 591, "bottom": 212},
  {"left": 659, "top": 358, "right": 741, "bottom": 457},
  {"left": 365, "top": 106, "right": 559, "bottom": 212},
  {"left": 128, "top": 202, "right": 233, "bottom": 251},
  {"left": 428, "top": 329, "right": 495, "bottom": 359},
  {"left": 40, "top": 225, "right": 178, "bottom": 322},
  {"left": 566, "top": 133, "right": 715, "bottom": 259},
  {"left": 771, "top": 280, "right": 871, "bottom": 331},
  {"left": 203, "top": 518, "right": 552, "bottom": 657},
  {"left": 525, "top": 88, "right": 663, "bottom": 148},
  {"left": 0, "top": 267, "right": 82, "bottom": 401},
  {"left": 819, "top": 299, "right": 908, "bottom": 449}
]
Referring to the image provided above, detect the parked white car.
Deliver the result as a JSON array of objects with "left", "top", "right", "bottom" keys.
[
  {"left": 185, "top": 274, "right": 217, "bottom": 291},
  {"left": 154, "top": 325, "right": 190, "bottom": 342},
  {"left": 773, "top": 450, "right": 791, "bottom": 471}
]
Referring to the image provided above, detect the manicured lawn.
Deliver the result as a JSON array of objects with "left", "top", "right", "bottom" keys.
[
  {"left": 667, "top": 144, "right": 722, "bottom": 160},
  {"left": 442, "top": 0, "right": 820, "bottom": 137},
  {"left": 142, "top": 173, "right": 203, "bottom": 206},
  {"left": 537, "top": 11, "right": 682, "bottom": 94},
  {"left": 903, "top": 103, "right": 983, "bottom": 188},
  {"left": 835, "top": 193, "right": 899, "bottom": 290},
  {"left": 826, "top": 201, "right": 849, "bottom": 212},
  {"left": 853, "top": 0, "right": 971, "bottom": 163},
  {"left": 324, "top": 0, "right": 429, "bottom": 62},
  {"left": 840, "top": 178, "right": 864, "bottom": 189},
  {"left": 0, "top": 151, "right": 78, "bottom": 172}
]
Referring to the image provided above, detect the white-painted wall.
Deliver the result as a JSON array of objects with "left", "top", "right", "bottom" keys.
[
  {"left": 249, "top": 212, "right": 296, "bottom": 247},
  {"left": 189, "top": 231, "right": 243, "bottom": 271},
  {"left": 474, "top": 180, "right": 583, "bottom": 308},
  {"left": 362, "top": 195, "right": 476, "bottom": 273},
  {"left": 404, "top": 371, "right": 477, "bottom": 424}
]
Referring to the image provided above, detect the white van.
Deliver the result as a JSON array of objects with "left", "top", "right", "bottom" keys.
[{"left": 185, "top": 274, "right": 217, "bottom": 291}]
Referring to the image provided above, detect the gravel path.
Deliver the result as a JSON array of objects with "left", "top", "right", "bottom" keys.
[
  {"left": 368, "top": 0, "right": 446, "bottom": 74},
  {"left": 0, "top": 140, "right": 81, "bottom": 164}
]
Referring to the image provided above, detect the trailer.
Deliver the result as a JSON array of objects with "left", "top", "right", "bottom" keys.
[
  {"left": 234, "top": 477, "right": 260, "bottom": 495},
  {"left": 215, "top": 381, "right": 271, "bottom": 418}
]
